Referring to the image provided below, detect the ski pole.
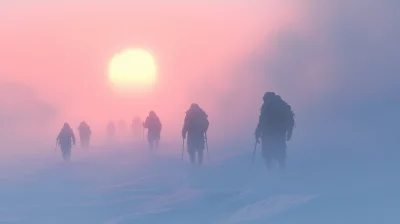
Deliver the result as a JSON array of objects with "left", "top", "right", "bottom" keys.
[
  {"left": 182, "top": 138, "right": 185, "bottom": 163},
  {"left": 251, "top": 141, "right": 258, "bottom": 166},
  {"left": 205, "top": 133, "right": 210, "bottom": 163}
]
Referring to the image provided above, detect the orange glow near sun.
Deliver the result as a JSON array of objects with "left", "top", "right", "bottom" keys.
[{"left": 108, "top": 49, "right": 157, "bottom": 92}]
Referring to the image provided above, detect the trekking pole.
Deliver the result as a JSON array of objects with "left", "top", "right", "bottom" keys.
[
  {"left": 181, "top": 138, "right": 185, "bottom": 164},
  {"left": 205, "top": 132, "right": 210, "bottom": 163},
  {"left": 251, "top": 141, "right": 258, "bottom": 167}
]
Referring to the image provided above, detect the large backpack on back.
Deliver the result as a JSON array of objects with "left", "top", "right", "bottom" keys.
[
  {"left": 153, "top": 117, "right": 162, "bottom": 133},
  {"left": 264, "top": 99, "right": 294, "bottom": 130},
  {"left": 187, "top": 113, "right": 209, "bottom": 133},
  {"left": 148, "top": 117, "right": 162, "bottom": 133}
]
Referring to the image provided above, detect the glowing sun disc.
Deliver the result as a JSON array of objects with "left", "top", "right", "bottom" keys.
[{"left": 108, "top": 49, "right": 157, "bottom": 91}]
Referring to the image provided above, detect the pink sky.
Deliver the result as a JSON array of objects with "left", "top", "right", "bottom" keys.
[{"left": 0, "top": 2, "right": 298, "bottom": 145}]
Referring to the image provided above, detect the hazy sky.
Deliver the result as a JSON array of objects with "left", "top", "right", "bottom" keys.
[{"left": 0, "top": 0, "right": 399, "bottom": 149}]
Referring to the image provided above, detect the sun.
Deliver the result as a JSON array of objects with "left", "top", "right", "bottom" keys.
[{"left": 108, "top": 49, "right": 157, "bottom": 92}]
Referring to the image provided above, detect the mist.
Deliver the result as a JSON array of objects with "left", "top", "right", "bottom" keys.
[
  {"left": 0, "top": 0, "right": 295, "bottom": 152},
  {"left": 0, "top": 0, "right": 399, "bottom": 223}
]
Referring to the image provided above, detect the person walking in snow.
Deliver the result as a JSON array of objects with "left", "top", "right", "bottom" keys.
[
  {"left": 255, "top": 92, "right": 295, "bottom": 170},
  {"left": 182, "top": 103, "right": 209, "bottom": 166},
  {"left": 143, "top": 111, "right": 162, "bottom": 150},
  {"left": 78, "top": 121, "right": 92, "bottom": 148},
  {"left": 56, "top": 123, "right": 76, "bottom": 161}
]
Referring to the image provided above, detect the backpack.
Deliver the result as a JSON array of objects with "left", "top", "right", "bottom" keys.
[
  {"left": 153, "top": 117, "right": 162, "bottom": 133},
  {"left": 187, "top": 113, "right": 209, "bottom": 133},
  {"left": 146, "top": 116, "right": 162, "bottom": 133},
  {"left": 264, "top": 99, "right": 294, "bottom": 129}
]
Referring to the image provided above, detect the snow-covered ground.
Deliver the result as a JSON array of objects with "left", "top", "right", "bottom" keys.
[{"left": 0, "top": 137, "right": 398, "bottom": 224}]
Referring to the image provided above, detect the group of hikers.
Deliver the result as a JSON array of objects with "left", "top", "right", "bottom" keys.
[
  {"left": 105, "top": 117, "right": 144, "bottom": 140},
  {"left": 56, "top": 91, "right": 295, "bottom": 169},
  {"left": 56, "top": 121, "right": 91, "bottom": 161}
]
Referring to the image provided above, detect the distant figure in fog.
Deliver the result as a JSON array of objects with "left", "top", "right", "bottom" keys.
[
  {"left": 255, "top": 92, "right": 295, "bottom": 170},
  {"left": 182, "top": 103, "right": 209, "bottom": 166},
  {"left": 131, "top": 116, "right": 143, "bottom": 140},
  {"left": 56, "top": 123, "right": 76, "bottom": 161},
  {"left": 78, "top": 121, "right": 92, "bottom": 148},
  {"left": 106, "top": 121, "right": 116, "bottom": 140},
  {"left": 143, "top": 111, "right": 162, "bottom": 150},
  {"left": 118, "top": 119, "right": 127, "bottom": 134}
]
